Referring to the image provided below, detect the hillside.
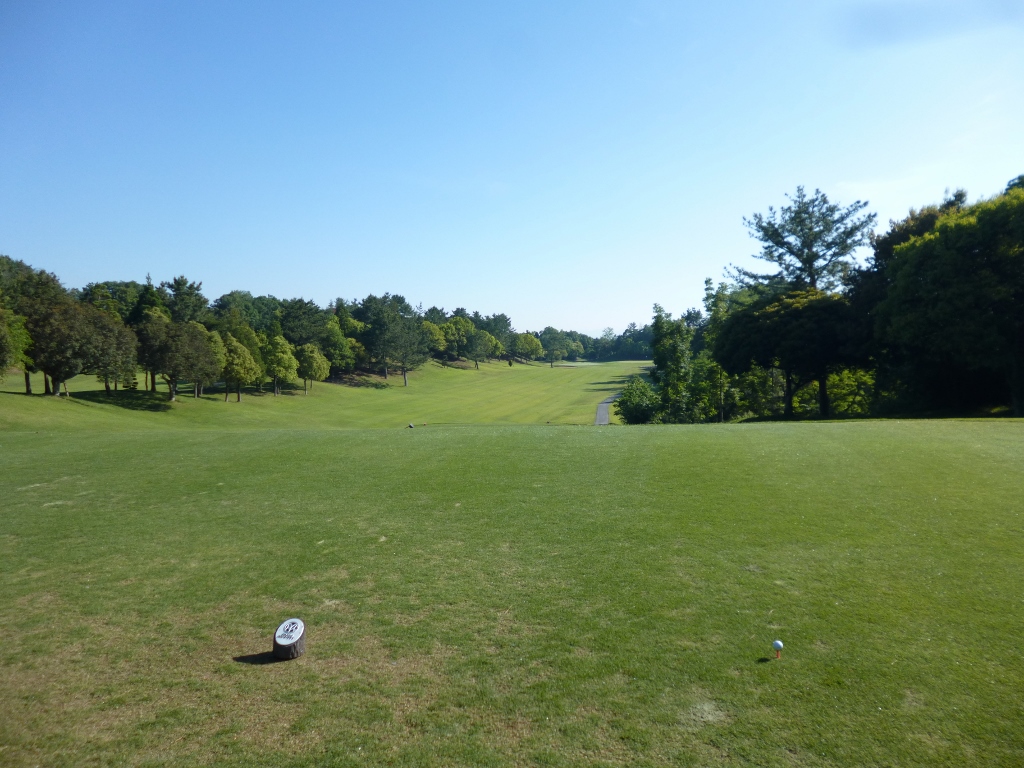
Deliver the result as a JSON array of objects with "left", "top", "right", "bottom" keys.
[{"left": 0, "top": 359, "right": 647, "bottom": 431}]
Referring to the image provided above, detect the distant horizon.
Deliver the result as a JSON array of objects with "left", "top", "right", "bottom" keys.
[{"left": 3, "top": 1, "right": 1022, "bottom": 335}]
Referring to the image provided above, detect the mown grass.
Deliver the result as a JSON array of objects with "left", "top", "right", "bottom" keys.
[
  {"left": 1, "top": 412, "right": 1022, "bottom": 766},
  {"left": 0, "top": 359, "right": 645, "bottom": 431}
]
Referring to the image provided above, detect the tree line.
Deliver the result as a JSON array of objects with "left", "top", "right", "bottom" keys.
[
  {"left": 616, "top": 175, "right": 1024, "bottom": 423},
  {"left": 0, "top": 265, "right": 653, "bottom": 400}
]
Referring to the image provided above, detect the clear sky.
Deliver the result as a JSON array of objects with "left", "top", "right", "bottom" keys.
[{"left": 2, "top": 1, "right": 1022, "bottom": 335}]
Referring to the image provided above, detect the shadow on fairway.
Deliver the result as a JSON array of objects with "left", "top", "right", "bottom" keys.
[
  {"left": 756, "top": 657, "right": 773, "bottom": 664},
  {"left": 71, "top": 390, "right": 173, "bottom": 412},
  {"left": 233, "top": 652, "right": 286, "bottom": 665}
]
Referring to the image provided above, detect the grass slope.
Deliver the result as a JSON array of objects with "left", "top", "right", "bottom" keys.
[
  {"left": 0, "top": 360, "right": 646, "bottom": 431},
  {"left": 1, "top": 419, "right": 1022, "bottom": 766}
]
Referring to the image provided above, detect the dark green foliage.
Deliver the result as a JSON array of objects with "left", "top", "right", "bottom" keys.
[
  {"left": 86, "top": 310, "right": 138, "bottom": 394},
  {"left": 715, "top": 290, "right": 856, "bottom": 418},
  {"left": 389, "top": 314, "right": 431, "bottom": 386},
  {"left": 733, "top": 186, "right": 876, "bottom": 291},
  {"left": 878, "top": 189, "right": 1024, "bottom": 415},
  {"left": 354, "top": 293, "right": 415, "bottom": 378},
  {"left": 158, "top": 322, "right": 223, "bottom": 401},
  {"left": 650, "top": 305, "right": 694, "bottom": 422},
  {"left": 126, "top": 276, "right": 169, "bottom": 326},
  {"left": 77, "top": 281, "right": 144, "bottom": 321},
  {"left": 539, "top": 327, "right": 568, "bottom": 367},
  {"left": 279, "top": 298, "right": 326, "bottom": 347},
  {"left": 160, "top": 276, "right": 209, "bottom": 324}
]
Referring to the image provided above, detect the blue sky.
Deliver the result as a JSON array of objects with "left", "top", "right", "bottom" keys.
[{"left": 1, "top": 1, "right": 1022, "bottom": 335}]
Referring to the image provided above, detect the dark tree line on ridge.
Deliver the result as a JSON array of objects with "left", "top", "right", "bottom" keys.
[
  {"left": 0, "top": 264, "right": 653, "bottom": 401},
  {"left": 616, "top": 175, "right": 1024, "bottom": 423}
]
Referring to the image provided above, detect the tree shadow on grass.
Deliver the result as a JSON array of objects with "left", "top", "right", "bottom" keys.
[
  {"left": 233, "top": 651, "right": 287, "bottom": 665},
  {"left": 328, "top": 374, "right": 391, "bottom": 390},
  {"left": 67, "top": 389, "right": 173, "bottom": 412},
  {"left": 756, "top": 657, "right": 773, "bottom": 664}
]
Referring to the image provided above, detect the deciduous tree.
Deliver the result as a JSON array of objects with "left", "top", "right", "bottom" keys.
[
  {"left": 263, "top": 335, "right": 298, "bottom": 395},
  {"left": 221, "top": 333, "right": 261, "bottom": 401},
  {"left": 295, "top": 343, "right": 330, "bottom": 393}
]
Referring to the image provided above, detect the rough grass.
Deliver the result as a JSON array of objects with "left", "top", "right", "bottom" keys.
[
  {"left": 0, "top": 359, "right": 646, "bottom": 431},
  {"left": 1, "top": 415, "right": 1022, "bottom": 766}
]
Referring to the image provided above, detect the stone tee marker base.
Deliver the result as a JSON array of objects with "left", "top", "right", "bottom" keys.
[{"left": 273, "top": 618, "right": 306, "bottom": 660}]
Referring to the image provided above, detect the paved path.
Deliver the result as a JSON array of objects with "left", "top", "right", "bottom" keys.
[{"left": 594, "top": 395, "right": 618, "bottom": 426}]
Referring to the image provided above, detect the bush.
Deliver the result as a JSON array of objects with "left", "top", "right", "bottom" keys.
[{"left": 614, "top": 375, "right": 660, "bottom": 424}]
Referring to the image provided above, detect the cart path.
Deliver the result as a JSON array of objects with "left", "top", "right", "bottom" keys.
[{"left": 594, "top": 395, "right": 619, "bottom": 426}]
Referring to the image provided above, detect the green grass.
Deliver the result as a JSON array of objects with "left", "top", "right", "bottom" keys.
[
  {"left": 0, "top": 359, "right": 645, "bottom": 431},
  {"left": 1, "top": 370, "right": 1022, "bottom": 766}
]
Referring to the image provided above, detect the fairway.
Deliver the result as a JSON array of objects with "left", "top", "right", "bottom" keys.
[
  {"left": 0, "top": 359, "right": 647, "bottom": 431},
  {"left": 2, "top": 401, "right": 1022, "bottom": 766}
]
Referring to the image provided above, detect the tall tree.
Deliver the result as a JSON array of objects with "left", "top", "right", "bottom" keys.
[
  {"left": 465, "top": 329, "right": 499, "bottom": 369},
  {"left": 263, "top": 335, "right": 298, "bottom": 395},
  {"left": 511, "top": 333, "right": 543, "bottom": 361},
  {"left": 87, "top": 311, "right": 138, "bottom": 394},
  {"left": 0, "top": 306, "right": 30, "bottom": 382},
  {"left": 221, "top": 333, "right": 261, "bottom": 401},
  {"left": 29, "top": 301, "right": 93, "bottom": 396},
  {"left": 161, "top": 276, "right": 208, "bottom": 324},
  {"left": 733, "top": 186, "right": 877, "bottom": 291},
  {"left": 280, "top": 298, "right": 326, "bottom": 346},
  {"left": 157, "top": 321, "right": 222, "bottom": 401},
  {"left": 650, "top": 305, "right": 694, "bottom": 423},
  {"left": 878, "top": 188, "right": 1024, "bottom": 415},
  {"left": 714, "top": 290, "right": 855, "bottom": 418},
  {"left": 135, "top": 309, "right": 170, "bottom": 392},
  {"left": 295, "top": 343, "right": 330, "bottom": 393},
  {"left": 127, "top": 275, "right": 169, "bottom": 326},
  {"left": 316, "top": 315, "right": 355, "bottom": 376},
  {"left": 389, "top": 314, "right": 430, "bottom": 386},
  {"left": 539, "top": 327, "right": 568, "bottom": 368},
  {"left": 355, "top": 293, "right": 413, "bottom": 378}
]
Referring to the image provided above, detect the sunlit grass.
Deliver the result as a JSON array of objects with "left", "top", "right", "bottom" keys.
[
  {"left": 2, "top": 417, "right": 1022, "bottom": 766},
  {"left": 0, "top": 359, "right": 646, "bottom": 431}
]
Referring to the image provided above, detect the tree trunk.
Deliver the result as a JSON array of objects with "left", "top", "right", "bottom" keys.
[
  {"left": 64, "top": 381, "right": 70, "bottom": 398},
  {"left": 44, "top": 375, "right": 52, "bottom": 395},
  {"left": 403, "top": 368, "right": 408, "bottom": 387},
  {"left": 24, "top": 370, "right": 32, "bottom": 395},
  {"left": 304, "top": 378, "right": 308, "bottom": 394},
  {"left": 817, "top": 373, "right": 830, "bottom": 419},
  {"left": 475, "top": 360, "right": 479, "bottom": 369},
  {"left": 144, "top": 370, "right": 148, "bottom": 390},
  {"left": 237, "top": 382, "right": 242, "bottom": 402},
  {"left": 383, "top": 364, "right": 388, "bottom": 380},
  {"left": 104, "top": 377, "right": 111, "bottom": 395},
  {"left": 167, "top": 378, "right": 176, "bottom": 401},
  {"left": 783, "top": 370, "right": 794, "bottom": 420},
  {"left": 719, "top": 369, "right": 724, "bottom": 423},
  {"left": 151, "top": 370, "right": 158, "bottom": 393},
  {"left": 1011, "top": 353, "right": 1023, "bottom": 418},
  {"left": 49, "top": 378, "right": 59, "bottom": 396},
  {"left": 225, "top": 383, "right": 230, "bottom": 402},
  {"left": 114, "top": 379, "right": 118, "bottom": 392}
]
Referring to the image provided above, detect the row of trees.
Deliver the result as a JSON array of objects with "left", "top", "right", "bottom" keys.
[
  {"left": 0, "top": 261, "right": 653, "bottom": 400},
  {"left": 617, "top": 175, "right": 1024, "bottom": 423}
]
